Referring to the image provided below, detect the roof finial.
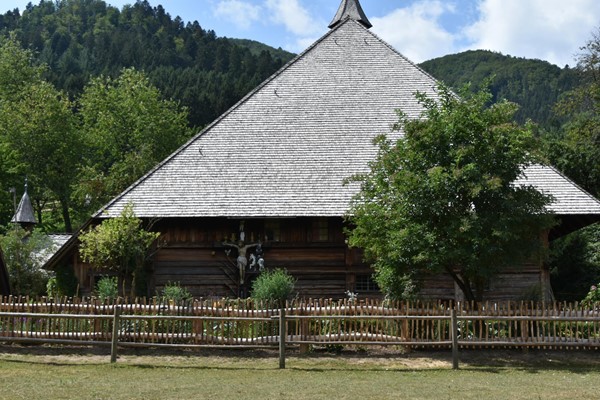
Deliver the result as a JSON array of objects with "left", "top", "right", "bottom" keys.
[{"left": 329, "top": 0, "right": 372, "bottom": 29}]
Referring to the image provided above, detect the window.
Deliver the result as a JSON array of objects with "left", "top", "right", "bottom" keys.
[
  {"left": 313, "top": 218, "right": 329, "bottom": 242},
  {"left": 355, "top": 275, "right": 379, "bottom": 292},
  {"left": 265, "top": 220, "right": 281, "bottom": 242}
]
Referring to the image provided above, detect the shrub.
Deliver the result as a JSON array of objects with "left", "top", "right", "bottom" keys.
[
  {"left": 251, "top": 268, "right": 295, "bottom": 303},
  {"left": 46, "top": 277, "right": 58, "bottom": 298},
  {"left": 582, "top": 283, "right": 600, "bottom": 307},
  {"left": 54, "top": 264, "right": 78, "bottom": 297},
  {"left": 96, "top": 276, "right": 118, "bottom": 302},
  {"left": 161, "top": 281, "right": 192, "bottom": 303},
  {"left": 0, "top": 225, "right": 51, "bottom": 296}
]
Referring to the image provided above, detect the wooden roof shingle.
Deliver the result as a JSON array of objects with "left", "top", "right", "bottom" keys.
[
  {"left": 11, "top": 183, "right": 36, "bottom": 225},
  {"left": 98, "top": 19, "right": 441, "bottom": 219},
  {"left": 97, "top": 18, "right": 600, "bottom": 220}
]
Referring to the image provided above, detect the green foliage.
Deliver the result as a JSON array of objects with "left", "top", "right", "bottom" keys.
[
  {"left": 375, "top": 269, "right": 417, "bottom": 302},
  {"left": 0, "top": 35, "right": 80, "bottom": 231},
  {"left": 2, "top": 0, "right": 292, "bottom": 128},
  {"left": 544, "top": 30, "right": 600, "bottom": 301},
  {"left": 582, "top": 282, "right": 600, "bottom": 307},
  {"left": 545, "top": 29, "right": 600, "bottom": 199},
  {"left": 0, "top": 0, "right": 291, "bottom": 229},
  {"left": 251, "top": 268, "right": 296, "bottom": 303},
  {"left": 0, "top": 225, "right": 51, "bottom": 296},
  {"left": 95, "top": 276, "right": 118, "bottom": 302},
  {"left": 347, "top": 85, "right": 555, "bottom": 302},
  {"left": 75, "top": 67, "right": 191, "bottom": 214},
  {"left": 79, "top": 203, "right": 160, "bottom": 297},
  {"left": 51, "top": 263, "right": 78, "bottom": 298},
  {"left": 420, "top": 50, "right": 578, "bottom": 129},
  {"left": 550, "top": 225, "right": 600, "bottom": 301},
  {"left": 160, "top": 281, "right": 192, "bottom": 303},
  {"left": 46, "top": 276, "right": 57, "bottom": 298}
]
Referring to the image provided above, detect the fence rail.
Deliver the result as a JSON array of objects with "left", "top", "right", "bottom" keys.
[{"left": 1, "top": 296, "right": 599, "bottom": 368}]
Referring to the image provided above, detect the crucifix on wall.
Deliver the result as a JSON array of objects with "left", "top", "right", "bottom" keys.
[{"left": 223, "top": 221, "right": 265, "bottom": 286}]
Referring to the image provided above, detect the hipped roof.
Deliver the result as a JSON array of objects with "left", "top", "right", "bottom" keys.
[
  {"left": 98, "top": 19, "right": 439, "bottom": 219},
  {"left": 95, "top": 19, "right": 600, "bottom": 221}
]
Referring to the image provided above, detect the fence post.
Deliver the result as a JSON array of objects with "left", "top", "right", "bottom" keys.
[
  {"left": 451, "top": 309, "right": 459, "bottom": 370},
  {"left": 299, "top": 302, "right": 309, "bottom": 354},
  {"left": 279, "top": 304, "right": 286, "bottom": 369},
  {"left": 111, "top": 306, "right": 121, "bottom": 363}
]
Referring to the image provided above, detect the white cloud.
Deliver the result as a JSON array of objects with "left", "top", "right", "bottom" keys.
[
  {"left": 264, "top": 0, "right": 326, "bottom": 52},
  {"left": 265, "top": 0, "right": 322, "bottom": 35},
  {"left": 464, "top": 0, "right": 600, "bottom": 66},
  {"left": 371, "top": 1, "right": 457, "bottom": 63},
  {"left": 213, "top": 0, "right": 262, "bottom": 30}
]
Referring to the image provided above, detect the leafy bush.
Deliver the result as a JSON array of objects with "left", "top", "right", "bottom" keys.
[
  {"left": 53, "top": 264, "right": 78, "bottom": 297},
  {"left": 161, "top": 281, "right": 192, "bottom": 303},
  {"left": 0, "top": 225, "right": 51, "bottom": 296},
  {"left": 376, "top": 269, "right": 417, "bottom": 302},
  {"left": 96, "top": 276, "right": 118, "bottom": 302},
  {"left": 46, "top": 277, "right": 58, "bottom": 298},
  {"left": 79, "top": 203, "right": 160, "bottom": 297},
  {"left": 251, "top": 269, "right": 295, "bottom": 303},
  {"left": 582, "top": 283, "right": 600, "bottom": 307}
]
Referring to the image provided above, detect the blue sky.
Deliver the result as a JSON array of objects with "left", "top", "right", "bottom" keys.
[{"left": 3, "top": 0, "right": 600, "bottom": 66}]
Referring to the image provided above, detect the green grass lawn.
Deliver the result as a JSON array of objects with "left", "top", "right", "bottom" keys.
[{"left": 1, "top": 346, "right": 599, "bottom": 399}]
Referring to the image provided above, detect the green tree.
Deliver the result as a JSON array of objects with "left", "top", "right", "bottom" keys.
[
  {"left": 1, "top": 81, "right": 81, "bottom": 232},
  {"left": 0, "top": 225, "right": 51, "bottom": 296},
  {"left": 547, "top": 28, "right": 600, "bottom": 198},
  {"left": 75, "top": 68, "right": 191, "bottom": 214},
  {"left": 78, "top": 203, "right": 160, "bottom": 297},
  {"left": 0, "top": 35, "right": 81, "bottom": 232},
  {"left": 347, "top": 85, "right": 555, "bottom": 302},
  {"left": 544, "top": 28, "right": 600, "bottom": 300}
]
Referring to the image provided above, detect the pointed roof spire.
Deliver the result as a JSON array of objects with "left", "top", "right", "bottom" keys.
[
  {"left": 329, "top": 0, "right": 372, "bottom": 29},
  {"left": 11, "top": 179, "right": 36, "bottom": 226}
]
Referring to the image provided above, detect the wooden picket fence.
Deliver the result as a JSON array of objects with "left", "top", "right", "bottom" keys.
[{"left": 1, "top": 296, "right": 600, "bottom": 368}]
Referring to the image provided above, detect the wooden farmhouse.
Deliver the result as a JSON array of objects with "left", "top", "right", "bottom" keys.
[{"left": 46, "top": 0, "right": 600, "bottom": 301}]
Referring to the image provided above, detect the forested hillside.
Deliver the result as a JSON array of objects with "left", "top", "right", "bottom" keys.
[
  {"left": 420, "top": 50, "right": 579, "bottom": 128},
  {"left": 0, "top": 0, "right": 294, "bottom": 128}
]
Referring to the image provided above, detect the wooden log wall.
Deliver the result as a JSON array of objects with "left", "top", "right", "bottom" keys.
[
  {"left": 64, "top": 217, "right": 550, "bottom": 302},
  {"left": 419, "top": 263, "right": 549, "bottom": 302},
  {"left": 152, "top": 217, "right": 372, "bottom": 299}
]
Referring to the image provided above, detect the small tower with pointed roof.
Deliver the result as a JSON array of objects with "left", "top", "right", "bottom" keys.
[
  {"left": 11, "top": 179, "right": 36, "bottom": 230},
  {"left": 329, "top": 0, "right": 372, "bottom": 29}
]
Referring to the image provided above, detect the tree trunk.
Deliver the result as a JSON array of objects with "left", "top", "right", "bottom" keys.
[
  {"left": 444, "top": 265, "right": 477, "bottom": 303},
  {"left": 130, "top": 271, "right": 137, "bottom": 299},
  {"left": 60, "top": 197, "right": 73, "bottom": 233}
]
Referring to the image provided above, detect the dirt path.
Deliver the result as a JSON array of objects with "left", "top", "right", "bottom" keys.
[{"left": 1, "top": 343, "right": 598, "bottom": 370}]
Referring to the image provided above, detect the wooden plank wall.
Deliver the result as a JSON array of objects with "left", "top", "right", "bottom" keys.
[
  {"left": 419, "top": 264, "right": 548, "bottom": 302},
  {"left": 65, "top": 217, "right": 549, "bottom": 302},
  {"left": 152, "top": 217, "right": 371, "bottom": 299}
]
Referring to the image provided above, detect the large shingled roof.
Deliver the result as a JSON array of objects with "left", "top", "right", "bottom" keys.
[
  {"left": 97, "top": 18, "right": 600, "bottom": 221},
  {"left": 98, "top": 19, "right": 441, "bottom": 219}
]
